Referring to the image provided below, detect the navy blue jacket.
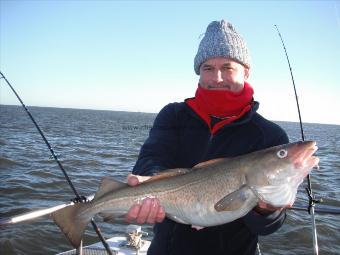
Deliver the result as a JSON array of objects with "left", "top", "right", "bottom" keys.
[{"left": 132, "top": 101, "right": 289, "bottom": 255}]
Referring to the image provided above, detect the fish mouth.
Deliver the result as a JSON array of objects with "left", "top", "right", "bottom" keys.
[{"left": 288, "top": 141, "right": 319, "bottom": 171}]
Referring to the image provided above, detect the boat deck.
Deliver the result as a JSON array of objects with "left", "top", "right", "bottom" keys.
[{"left": 57, "top": 236, "right": 150, "bottom": 255}]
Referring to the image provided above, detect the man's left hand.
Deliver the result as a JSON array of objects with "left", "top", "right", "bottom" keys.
[{"left": 254, "top": 200, "right": 291, "bottom": 215}]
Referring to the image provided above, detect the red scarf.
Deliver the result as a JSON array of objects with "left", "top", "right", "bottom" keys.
[{"left": 185, "top": 82, "right": 254, "bottom": 134}]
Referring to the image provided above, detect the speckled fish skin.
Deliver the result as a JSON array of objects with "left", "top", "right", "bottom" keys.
[{"left": 52, "top": 141, "right": 319, "bottom": 248}]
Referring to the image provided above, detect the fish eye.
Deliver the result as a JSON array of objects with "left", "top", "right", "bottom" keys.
[{"left": 277, "top": 149, "right": 288, "bottom": 158}]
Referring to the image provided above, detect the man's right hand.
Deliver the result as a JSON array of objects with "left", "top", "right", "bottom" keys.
[{"left": 125, "top": 174, "right": 166, "bottom": 224}]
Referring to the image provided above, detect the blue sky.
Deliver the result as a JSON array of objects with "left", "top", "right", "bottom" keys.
[{"left": 1, "top": 0, "right": 339, "bottom": 125}]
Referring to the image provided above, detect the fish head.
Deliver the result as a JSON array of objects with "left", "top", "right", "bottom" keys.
[{"left": 245, "top": 141, "right": 319, "bottom": 207}]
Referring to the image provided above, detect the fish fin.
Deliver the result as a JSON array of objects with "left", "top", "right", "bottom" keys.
[
  {"left": 99, "top": 212, "right": 115, "bottom": 223},
  {"left": 52, "top": 203, "right": 91, "bottom": 248},
  {"left": 193, "top": 158, "right": 226, "bottom": 169},
  {"left": 99, "top": 212, "right": 125, "bottom": 223},
  {"left": 214, "top": 185, "right": 257, "bottom": 212},
  {"left": 94, "top": 177, "right": 128, "bottom": 200},
  {"left": 144, "top": 168, "right": 191, "bottom": 182}
]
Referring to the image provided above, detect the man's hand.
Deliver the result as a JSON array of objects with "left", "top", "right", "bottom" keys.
[
  {"left": 254, "top": 200, "right": 291, "bottom": 215},
  {"left": 125, "top": 174, "right": 166, "bottom": 224}
]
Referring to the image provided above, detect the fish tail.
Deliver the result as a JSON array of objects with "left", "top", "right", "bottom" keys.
[{"left": 52, "top": 203, "right": 92, "bottom": 248}]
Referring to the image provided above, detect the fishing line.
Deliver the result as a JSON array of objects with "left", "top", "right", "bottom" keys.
[
  {"left": 274, "top": 25, "right": 319, "bottom": 255},
  {"left": 0, "top": 71, "right": 114, "bottom": 255}
]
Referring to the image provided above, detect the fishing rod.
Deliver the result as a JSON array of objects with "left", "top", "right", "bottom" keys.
[
  {"left": 290, "top": 205, "right": 340, "bottom": 215},
  {"left": 1, "top": 198, "right": 339, "bottom": 228},
  {"left": 0, "top": 72, "right": 114, "bottom": 255},
  {"left": 0, "top": 195, "right": 95, "bottom": 226},
  {"left": 274, "top": 25, "right": 319, "bottom": 255}
]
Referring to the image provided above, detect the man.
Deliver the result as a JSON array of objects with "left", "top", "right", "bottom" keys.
[{"left": 126, "top": 20, "right": 289, "bottom": 255}]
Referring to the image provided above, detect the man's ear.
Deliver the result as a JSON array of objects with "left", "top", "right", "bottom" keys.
[{"left": 244, "top": 68, "right": 250, "bottom": 80}]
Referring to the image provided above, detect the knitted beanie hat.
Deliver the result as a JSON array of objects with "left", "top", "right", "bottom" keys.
[{"left": 194, "top": 20, "right": 250, "bottom": 74}]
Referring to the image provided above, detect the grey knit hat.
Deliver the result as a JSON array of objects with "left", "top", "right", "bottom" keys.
[{"left": 194, "top": 20, "right": 250, "bottom": 74}]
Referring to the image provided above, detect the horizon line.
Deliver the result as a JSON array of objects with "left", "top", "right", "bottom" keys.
[{"left": 1, "top": 103, "right": 339, "bottom": 126}]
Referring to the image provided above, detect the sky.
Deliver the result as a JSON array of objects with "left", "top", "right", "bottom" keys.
[{"left": 0, "top": 0, "right": 339, "bottom": 125}]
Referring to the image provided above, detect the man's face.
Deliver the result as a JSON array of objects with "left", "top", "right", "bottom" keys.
[{"left": 199, "top": 57, "right": 249, "bottom": 93}]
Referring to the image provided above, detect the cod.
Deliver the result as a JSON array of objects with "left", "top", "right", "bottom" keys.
[{"left": 52, "top": 141, "right": 319, "bottom": 248}]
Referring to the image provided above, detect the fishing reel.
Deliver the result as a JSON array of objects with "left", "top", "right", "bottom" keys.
[{"left": 306, "top": 187, "right": 323, "bottom": 214}]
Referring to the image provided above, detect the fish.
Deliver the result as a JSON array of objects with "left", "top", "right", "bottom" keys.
[{"left": 52, "top": 141, "right": 319, "bottom": 248}]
